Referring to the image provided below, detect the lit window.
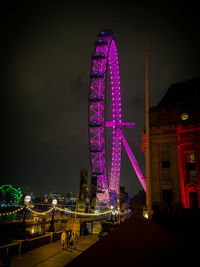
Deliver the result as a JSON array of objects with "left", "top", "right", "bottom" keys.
[
  {"left": 187, "top": 153, "right": 195, "bottom": 163},
  {"left": 185, "top": 153, "right": 197, "bottom": 184},
  {"left": 181, "top": 113, "right": 189, "bottom": 120}
]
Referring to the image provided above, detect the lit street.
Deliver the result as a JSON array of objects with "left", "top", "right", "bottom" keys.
[
  {"left": 9, "top": 214, "right": 198, "bottom": 267},
  {"left": 11, "top": 234, "right": 98, "bottom": 267}
]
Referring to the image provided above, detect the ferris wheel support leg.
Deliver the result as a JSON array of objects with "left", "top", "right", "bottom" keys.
[{"left": 119, "top": 130, "right": 146, "bottom": 192}]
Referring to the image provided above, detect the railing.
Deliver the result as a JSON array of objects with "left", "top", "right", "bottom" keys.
[{"left": 0, "top": 231, "right": 62, "bottom": 258}]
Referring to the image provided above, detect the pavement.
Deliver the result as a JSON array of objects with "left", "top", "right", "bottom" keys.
[
  {"left": 66, "top": 215, "right": 196, "bottom": 267},
  {"left": 10, "top": 215, "right": 198, "bottom": 267},
  {"left": 11, "top": 234, "right": 98, "bottom": 267}
]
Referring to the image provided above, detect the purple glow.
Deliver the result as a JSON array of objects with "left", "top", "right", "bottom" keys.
[
  {"left": 120, "top": 130, "right": 146, "bottom": 192},
  {"left": 88, "top": 31, "right": 123, "bottom": 202},
  {"left": 88, "top": 31, "right": 145, "bottom": 204},
  {"left": 88, "top": 32, "right": 113, "bottom": 203},
  {"left": 107, "top": 40, "right": 122, "bottom": 194}
]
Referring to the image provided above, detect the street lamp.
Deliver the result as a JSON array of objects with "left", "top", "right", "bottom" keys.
[
  {"left": 23, "top": 195, "right": 31, "bottom": 239},
  {"left": 52, "top": 199, "right": 57, "bottom": 206},
  {"left": 49, "top": 198, "right": 57, "bottom": 232},
  {"left": 24, "top": 195, "right": 31, "bottom": 205}
]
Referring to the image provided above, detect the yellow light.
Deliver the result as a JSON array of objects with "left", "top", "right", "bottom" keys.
[
  {"left": 56, "top": 206, "right": 112, "bottom": 217},
  {"left": 181, "top": 113, "right": 189, "bottom": 120},
  {"left": 24, "top": 195, "right": 31, "bottom": 205},
  {"left": 52, "top": 199, "right": 57, "bottom": 206},
  {"left": 31, "top": 228, "right": 34, "bottom": 234},
  {"left": 27, "top": 207, "right": 53, "bottom": 215},
  {"left": 144, "top": 213, "right": 148, "bottom": 219}
]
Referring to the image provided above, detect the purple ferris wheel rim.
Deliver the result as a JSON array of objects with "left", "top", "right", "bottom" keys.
[{"left": 88, "top": 30, "right": 122, "bottom": 204}]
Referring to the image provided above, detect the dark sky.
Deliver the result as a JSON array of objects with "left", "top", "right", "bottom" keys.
[{"left": 1, "top": 1, "right": 200, "bottom": 198}]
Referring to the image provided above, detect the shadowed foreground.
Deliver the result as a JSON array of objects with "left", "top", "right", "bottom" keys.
[{"left": 66, "top": 215, "right": 192, "bottom": 267}]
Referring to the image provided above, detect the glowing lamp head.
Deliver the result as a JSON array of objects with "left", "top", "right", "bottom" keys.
[
  {"left": 181, "top": 112, "right": 189, "bottom": 121},
  {"left": 24, "top": 195, "right": 31, "bottom": 205},
  {"left": 52, "top": 199, "right": 57, "bottom": 206}
]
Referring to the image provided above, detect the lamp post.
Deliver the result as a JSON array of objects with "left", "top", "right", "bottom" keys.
[
  {"left": 23, "top": 195, "right": 31, "bottom": 239},
  {"left": 145, "top": 3, "right": 152, "bottom": 221},
  {"left": 49, "top": 198, "right": 57, "bottom": 232}
]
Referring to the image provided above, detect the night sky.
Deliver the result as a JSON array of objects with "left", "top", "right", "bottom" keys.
[{"left": 1, "top": 1, "right": 200, "bottom": 198}]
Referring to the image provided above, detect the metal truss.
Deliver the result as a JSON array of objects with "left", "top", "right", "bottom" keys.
[{"left": 88, "top": 30, "right": 146, "bottom": 205}]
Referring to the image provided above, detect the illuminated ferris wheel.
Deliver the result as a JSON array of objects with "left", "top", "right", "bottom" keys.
[{"left": 88, "top": 30, "right": 146, "bottom": 205}]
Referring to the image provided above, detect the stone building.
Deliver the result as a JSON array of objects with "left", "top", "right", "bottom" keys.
[{"left": 142, "top": 77, "right": 200, "bottom": 213}]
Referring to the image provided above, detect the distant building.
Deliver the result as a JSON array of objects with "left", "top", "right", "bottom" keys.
[
  {"left": 143, "top": 78, "right": 200, "bottom": 213},
  {"left": 77, "top": 169, "right": 88, "bottom": 212},
  {"left": 47, "top": 192, "right": 70, "bottom": 204},
  {"left": 119, "top": 186, "right": 130, "bottom": 212},
  {"left": 130, "top": 190, "right": 146, "bottom": 215},
  {"left": 119, "top": 186, "right": 125, "bottom": 212}
]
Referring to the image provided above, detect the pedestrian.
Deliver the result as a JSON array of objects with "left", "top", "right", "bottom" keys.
[
  {"left": 61, "top": 230, "right": 67, "bottom": 249},
  {"left": 74, "top": 233, "right": 78, "bottom": 250},
  {"left": 67, "top": 230, "right": 71, "bottom": 248},
  {"left": 66, "top": 231, "right": 69, "bottom": 248},
  {"left": 98, "top": 231, "right": 102, "bottom": 240},
  {"left": 70, "top": 232, "right": 74, "bottom": 249}
]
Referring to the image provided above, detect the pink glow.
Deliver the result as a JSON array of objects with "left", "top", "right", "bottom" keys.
[
  {"left": 88, "top": 30, "right": 145, "bottom": 204},
  {"left": 120, "top": 130, "right": 146, "bottom": 192}
]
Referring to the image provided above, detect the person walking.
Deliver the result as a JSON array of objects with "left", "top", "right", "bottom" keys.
[
  {"left": 74, "top": 233, "right": 78, "bottom": 250},
  {"left": 67, "top": 230, "right": 71, "bottom": 249},
  {"left": 61, "top": 230, "right": 67, "bottom": 249},
  {"left": 66, "top": 231, "right": 69, "bottom": 248},
  {"left": 70, "top": 232, "right": 74, "bottom": 249},
  {"left": 97, "top": 231, "right": 102, "bottom": 240}
]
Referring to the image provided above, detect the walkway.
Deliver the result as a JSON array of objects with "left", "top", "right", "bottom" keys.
[{"left": 11, "top": 234, "right": 98, "bottom": 267}]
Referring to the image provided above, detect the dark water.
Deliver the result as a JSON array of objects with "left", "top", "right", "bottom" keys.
[
  {"left": 0, "top": 220, "right": 70, "bottom": 246},
  {"left": 26, "top": 221, "right": 69, "bottom": 236}
]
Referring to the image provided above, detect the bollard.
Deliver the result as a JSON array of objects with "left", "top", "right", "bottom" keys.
[
  {"left": 50, "top": 232, "right": 53, "bottom": 243},
  {"left": 18, "top": 241, "right": 22, "bottom": 259}
]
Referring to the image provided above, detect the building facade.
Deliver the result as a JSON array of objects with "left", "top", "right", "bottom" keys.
[{"left": 143, "top": 78, "right": 200, "bottom": 213}]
